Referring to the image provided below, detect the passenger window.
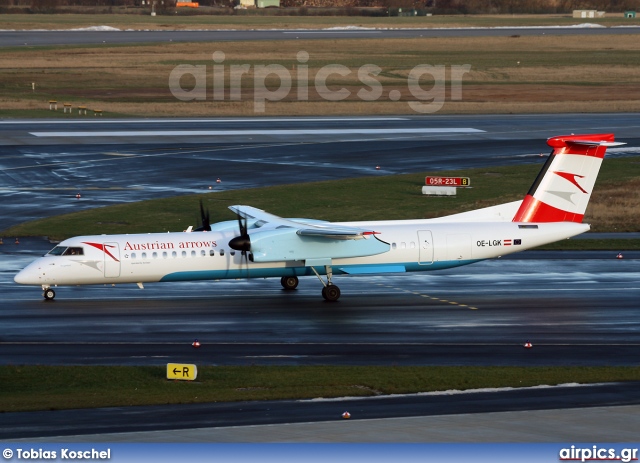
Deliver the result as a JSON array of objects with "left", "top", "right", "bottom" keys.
[
  {"left": 182, "top": 251, "right": 187, "bottom": 258},
  {"left": 152, "top": 252, "right": 158, "bottom": 259},
  {"left": 392, "top": 243, "right": 397, "bottom": 250},
  {"left": 162, "top": 252, "right": 167, "bottom": 259},
  {"left": 230, "top": 251, "right": 235, "bottom": 256},
  {"left": 142, "top": 252, "right": 147, "bottom": 259},
  {"left": 191, "top": 251, "right": 196, "bottom": 257},
  {"left": 410, "top": 242, "right": 415, "bottom": 249},
  {"left": 131, "top": 252, "right": 137, "bottom": 259},
  {"left": 400, "top": 242, "right": 406, "bottom": 249},
  {"left": 219, "top": 249, "right": 225, "bottom": 256},
  {"left": 172, "top": 251, "right": 177, "bottom": 258},
  {"left": 209, "top": 250, "right": 215, "bottom": 256},
  {"left": 201, "top": 250, "right": 206, "bottom": 257}
]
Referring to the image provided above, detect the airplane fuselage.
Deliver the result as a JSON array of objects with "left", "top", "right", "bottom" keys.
[
  {"left": 14, "top": 133, "right": 616, "bottom": 301},
  {"left": 15, "top": 219, "right": 588, "bottom": 288}
]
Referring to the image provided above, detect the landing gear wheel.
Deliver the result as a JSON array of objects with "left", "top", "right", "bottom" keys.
[
  {"left": 321, "top": 284, "right": 341, "bottom": 302},
  {"left": 280, "top": 276, "right": 299, "bottom": 290},
  {"left": 310, "top": 264, "right": 342, "bottom": 301},
  {"left": 43, "top": 288, "right": 56, "bottom": 301}
]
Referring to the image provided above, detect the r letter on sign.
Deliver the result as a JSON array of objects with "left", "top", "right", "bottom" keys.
[{"left": 167, "top": 363, "right": 198, "bottom": 381}]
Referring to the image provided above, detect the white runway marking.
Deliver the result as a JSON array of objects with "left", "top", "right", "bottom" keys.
[
  {"left": 283, "top": 31, "right": 382, "bottom": 34},
  {"left": 2, "top": 117, "right": 407, "bottom": 125},
  {"left": 30, "top": 128, "right": 485, "bottom": 138}
]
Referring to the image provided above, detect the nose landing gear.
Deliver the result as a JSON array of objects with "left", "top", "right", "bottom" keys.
[{"left": 43, "top": 286, "right": 56, "bottom": 301}]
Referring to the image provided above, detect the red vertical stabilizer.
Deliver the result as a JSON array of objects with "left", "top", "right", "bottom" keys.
[{"left": 512, "top": 133, "right": 620, "bottom": 223}]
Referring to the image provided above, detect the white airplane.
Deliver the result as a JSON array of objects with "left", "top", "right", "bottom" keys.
[{"left": 15, "top": 133, "right": 621, "bottom": 302}]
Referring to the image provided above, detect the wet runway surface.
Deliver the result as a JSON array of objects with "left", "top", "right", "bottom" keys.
[
  {"left": 3, "top": 237, "right": 640, "bottom": 441},
  {"left": 1, "top": 114, "right": 640, "bottom": 229},
  {"left": 2, "top": 115, "right": 639, "bottom": 367},
  {"left": 2, "top": 238, "right": 639, "bottom": 367}
]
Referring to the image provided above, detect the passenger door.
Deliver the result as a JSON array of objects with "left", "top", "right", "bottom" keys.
[
  {"left": 418, "top": 230, "right": 433, "bottom": 265},
  {"left": 103, "top": 242, "right": 121, "bottom": 278}
]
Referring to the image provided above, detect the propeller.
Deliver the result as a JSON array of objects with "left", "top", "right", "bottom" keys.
[
  {"left": 194, "top": 200, "right": 211, "bottom": 232},
  {"left": 229, "top": 212, "right": 250, "bottom": 253},
  {"left": 229, "top": 211, "right": 252, "bottom": 275}
]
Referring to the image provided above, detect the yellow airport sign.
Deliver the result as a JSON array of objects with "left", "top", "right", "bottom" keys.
[{"left": 167, "top": 363, "right": 198, "bottom": 381}]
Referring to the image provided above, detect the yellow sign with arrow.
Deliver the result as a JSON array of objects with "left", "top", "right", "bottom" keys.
[{"left": 167, "top": 363, "right": 198, "bottom": 381}]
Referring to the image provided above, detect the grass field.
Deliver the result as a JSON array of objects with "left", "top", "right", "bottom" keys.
[
  {"left": 0, "top": 13, "right": 637, "bottom": 31},
  {"left": 2, "top": 33, "right": 640, "bottom": 117},
  {"left": 3, "top": 365, "right": 640, "bottom": 412},
  {"left": 3, "top": 156, "right": 639, "bottom": 244}
]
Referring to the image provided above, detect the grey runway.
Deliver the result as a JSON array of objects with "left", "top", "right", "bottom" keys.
[
  {"left": 6, "top": 406, "right": 640, "bottom": 443},
  {"left": 3, "top": 382, "right": 640, "bottom": 441},
  {"left": 2, "top": 238, "right": 639, "bottom": 367},
  {"left": 2, "top": 26, "right": 640, "bottom": 47}
]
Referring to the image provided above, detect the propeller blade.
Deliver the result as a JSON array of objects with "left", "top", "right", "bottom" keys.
[
  {"left": 194, "top": 200, "right": 211, "bottom": 232},
  {"left": 241, "top": 248, "right": 250, "bottom": 278},
  {"left": 229, "top": 210, "right": 251, "bottom": 277},
  {"left": 229, "top": 210, "right": 250, "bottom": 251},
  {"left": 236, "top": 213, "right": 248, "bottom": 237}
]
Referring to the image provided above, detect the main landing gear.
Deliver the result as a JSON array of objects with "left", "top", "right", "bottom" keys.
[
  {"left": 280, "top": 276, "right": 299, "bottom": 291},
  {"left": 280, "top": 272, "right": 341, "bottom": 301},
  {"left": 321, "top": 284, "right": 341, "bottom": 302},
  {"left": 43, "top": 286, "right": 56, "bottom": 301},
  {"left": 311, "top": 265, "right": 341, "bottom": 302}
]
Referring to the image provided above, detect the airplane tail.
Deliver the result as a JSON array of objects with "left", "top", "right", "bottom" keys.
[{"left": 512, "top": 133, "right": 622, "bottom": 223}]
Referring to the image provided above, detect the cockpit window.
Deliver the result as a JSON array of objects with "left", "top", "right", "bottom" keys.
[
  {"left": 63, "top": 247, "right": 84, "bottom": 256},
  {"left": 47, "top": 246, "right": 84, "bottom": 256},
  {"left": 47, "top": 246, "right": 67, "bottom": 256}
]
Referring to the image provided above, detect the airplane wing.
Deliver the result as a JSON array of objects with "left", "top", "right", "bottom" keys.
[
  {"left": 229, "top": 205, "right": 379, "bottom": 239},
  {"left": 228, "top": 205, "right": 389, "bottom": 263}
]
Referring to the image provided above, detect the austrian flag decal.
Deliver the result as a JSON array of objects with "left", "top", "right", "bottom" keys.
[{"left": 503, "top": 239, "right": 522, "bottom": 246}]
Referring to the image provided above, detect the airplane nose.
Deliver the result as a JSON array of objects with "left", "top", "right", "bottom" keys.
[{"left": 14, "top": 262, "right": 40, "bottom": 285}]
